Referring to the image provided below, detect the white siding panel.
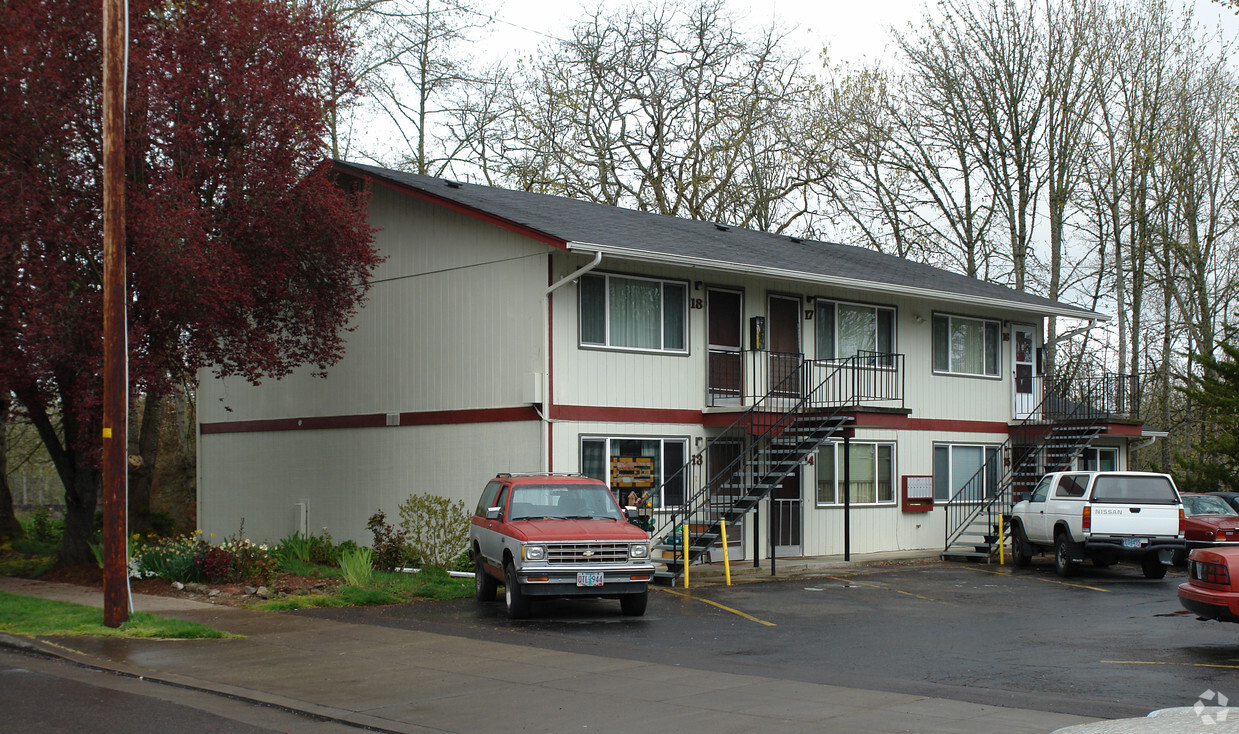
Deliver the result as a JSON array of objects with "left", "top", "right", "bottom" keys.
[
  {"left": 199, "top": 187, "right": 548, "bottom": 424},
  {"left": 198, "top": 421, "right": 541, "bottom": 545}
]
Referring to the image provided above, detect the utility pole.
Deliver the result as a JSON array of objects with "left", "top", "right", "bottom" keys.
[{"left": 102, "top": 0, "right": 130, "bottom": 627}]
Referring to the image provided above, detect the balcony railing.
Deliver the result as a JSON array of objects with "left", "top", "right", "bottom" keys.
[
  {"left": 707, "top": 349, "right": 904, "bottom": 410},
  {"left": 1019, "top": 373, "right": 1141, "bottom": 420}
]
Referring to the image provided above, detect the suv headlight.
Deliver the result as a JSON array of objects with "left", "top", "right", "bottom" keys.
[
  {"left": 629, "top": 543, "right": 649, "bottom": 559},
  {"left": 523, "top": 545, "right": 546, "bottom": 561}
]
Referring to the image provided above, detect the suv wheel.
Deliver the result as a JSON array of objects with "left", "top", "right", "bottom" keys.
[
  {"left": 504, "top": 561, "right": 530, "bottom": 619},
  {"left": 474, "top": 556, "right": 497, "bottom": 602},
  {"left": 620, "top": 590, "right": 648, "bottom": 617},
  {"left": 1054, "top": 533, "right": 1076, "bottom": 578}
]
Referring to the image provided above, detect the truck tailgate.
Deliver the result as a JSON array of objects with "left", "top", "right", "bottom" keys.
[{"left": 1090, "top": 505, "right": 1179, "bottom": 536}]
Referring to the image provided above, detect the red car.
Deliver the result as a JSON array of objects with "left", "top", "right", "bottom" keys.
[
  {"left": 468, "top": 473, "right": 654, "bottom": 619},
  {"left": 1179, "top": 547, "right": 1239, "bottom": 623},
  {"left": 1175, "top": 493, "right": 1239, "bottom": 564}
]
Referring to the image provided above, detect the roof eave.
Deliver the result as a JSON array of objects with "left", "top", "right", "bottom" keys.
[{"left": 566, "top": 241, "right": 1107, "bottom": 323}]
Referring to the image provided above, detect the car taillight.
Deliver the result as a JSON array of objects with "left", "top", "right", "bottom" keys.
[
  {"left": 1180, "top": 508, "right": 1186, "bottom": 534},
  {"left": 1192, "top": 559, "right": 1231, "bottom": 586},
  {"left": 1082, "top": 505, "right": 1091, "bottom": 532}
]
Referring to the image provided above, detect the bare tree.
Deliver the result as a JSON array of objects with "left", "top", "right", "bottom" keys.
[
  {"left": 490, "top": 0, "right": 816, "bottom": 231},
  {"left": 1041, "top": 0, "right": 1100, "bottom": 375}
]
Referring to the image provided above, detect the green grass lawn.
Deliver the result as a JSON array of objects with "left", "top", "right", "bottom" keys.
[{"left": 0, "top": 591, "right": 233, "bottom": 639}]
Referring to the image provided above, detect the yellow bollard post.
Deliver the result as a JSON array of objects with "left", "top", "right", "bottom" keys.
[
  {"left": 720, "top": 519, "right": 731, "bottom": 586},
  {"left": 999, "top": 514, "right": 1006, "bottom": 566},
  {"left": 682, "top": 524, "right": 690, "bottom": 589}
]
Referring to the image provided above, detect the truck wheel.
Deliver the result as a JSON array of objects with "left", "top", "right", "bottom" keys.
[
  {"left": 1141, "top": 553, "right": 1168, "bottom": 580},
  {"left": 474, "top": 557, "right": 497, "bottom": 602},
  {"left": 1054, "top": 533, "right": 1076, "bottom": 577},
  {"left": 620, "top": 590, "right": 648, "bottom": 617},
  {"left": 504, "top": 561, "right": 530, "bottom": 619},
  {"left": 1011, "top": 524, "right": 1032, "bottom": 567}
]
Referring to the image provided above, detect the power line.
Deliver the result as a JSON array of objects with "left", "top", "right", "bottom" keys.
[{"left": 364, "top": 251, "right": 545, "bottom": 285}]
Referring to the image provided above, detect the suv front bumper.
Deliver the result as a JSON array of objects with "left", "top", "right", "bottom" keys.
[{"left": 515, "top": 562, "right": 655, "bottom": 597}]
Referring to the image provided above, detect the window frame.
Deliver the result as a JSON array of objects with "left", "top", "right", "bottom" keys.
[
  {"left": 1078, "top": 447, "right": 1119, "bottom": 472},
  {"left": 814, "top": 441, "right": 897, "bottom": 507},
  {"left": 931, "top": 313, "right": 1001, "bottom": 378},
  {"left": 579, "top": 272, "right": 690, "bottom": 354},
  {"left": 932, "top": 442, "right": 1002, "bottom": 503},
  {"left": 579, "top": 435, "right": 690, "bottom": 509},
  {"left": 815, "top": 298, "right": 896, "bottom": 363}
]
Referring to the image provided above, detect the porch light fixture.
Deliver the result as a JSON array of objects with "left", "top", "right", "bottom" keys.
[{"left": 694, "top": 280, "right": 703, "bottom": 291}]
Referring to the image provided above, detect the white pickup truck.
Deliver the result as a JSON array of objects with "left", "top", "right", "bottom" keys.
[{"left": 1009, "top": 471, "right": 1186, "bottom": 578}]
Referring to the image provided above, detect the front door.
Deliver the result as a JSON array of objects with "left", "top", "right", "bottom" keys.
[
  {"left": 707, "top": 289, "right": 743, "bottom": 405},
  {"left": 772, "top": 468, "right": 802, "bottom": 556},
  {"left": 768, "top": 295, "right": 801, "bottom": 399},
  {"left": 1012, "top": 324, "right": 1037, "bottom": 419},
  {"left": 708, "top": 441, "right": 745, "bottom": 561}
]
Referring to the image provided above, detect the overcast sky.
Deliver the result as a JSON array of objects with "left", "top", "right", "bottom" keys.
[{"left": 479, "top": 0, "right": 1238, "bottom": 68}]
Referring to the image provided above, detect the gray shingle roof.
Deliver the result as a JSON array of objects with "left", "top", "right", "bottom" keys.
[{"left": 336, "top": 160, "right": 1102, "bottom": 321}]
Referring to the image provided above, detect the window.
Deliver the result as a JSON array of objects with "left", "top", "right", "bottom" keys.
[
  {"left": 932, "top": 314, "right": 999, "bottom": 376},
  {"left": 475, "top": 481, "right": 502, "bottom": 516},
  {"left": 816, "top": 300, "right": 895, "bottom": 361},
  {"left": 815, "top": 442, "right": 895, "bottom": 505},
  {"left": 1029, "top": 475, "right": 1053, "bottom": 503},
  {"left": 580, "top": 273, "right": 688, "bottom": 352},
  {"left": 1078, "top": 447, "right": 1118, "bottom": 472},
  {"left": 933, "top": 444, "right": 1000, "bottom": 502},
  {"left": 580, "top": 436, "right": 688, "bottom": 508},
  {"left": 1054, "top": 474, "right": 1089, "bottom": 498}
]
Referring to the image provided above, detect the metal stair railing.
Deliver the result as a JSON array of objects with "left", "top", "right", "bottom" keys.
[
  {"left": 942, "top": 374, "right": 1119, "bottom": 556},
  {"left": 653, "top": 351, "right": 905, "bottom": 574}
]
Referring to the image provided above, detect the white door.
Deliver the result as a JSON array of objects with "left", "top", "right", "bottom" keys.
[{"left": 1012, "top": 325, "right": 1037, "bottom": 419}]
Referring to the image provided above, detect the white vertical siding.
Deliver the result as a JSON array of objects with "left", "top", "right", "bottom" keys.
[
  {"left": 199, "top": 186, "right": 549, "bottom": 423},
  {"left": 199, "top": 421, "right": 541, "bottom": 545}
]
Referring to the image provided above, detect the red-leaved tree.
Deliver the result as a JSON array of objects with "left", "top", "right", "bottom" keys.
[{"left": 0, "top": 0, "right": 381, "bottom": 564}]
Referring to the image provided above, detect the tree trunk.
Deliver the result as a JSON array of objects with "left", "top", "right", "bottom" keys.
[
  {"left": 18, "top": 391, "right": 100, "bottom": 566},
  {"left": 128, "top": 394, "right": 163, "bottom": 535},
  {"left": 0, "top": 393, "right": 26, "bottom": 542}
]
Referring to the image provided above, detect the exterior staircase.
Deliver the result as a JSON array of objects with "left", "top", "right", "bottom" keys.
[
  {"left": 941, "top": 374, "right": 1135, "bottom": 562},
  {"left": 651, "top": 351, "right": 904, "bottom": 584}
]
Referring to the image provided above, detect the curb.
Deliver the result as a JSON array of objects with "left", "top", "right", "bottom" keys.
[{"left": 0, "top": 632, "right": 419, "bottom": 733}]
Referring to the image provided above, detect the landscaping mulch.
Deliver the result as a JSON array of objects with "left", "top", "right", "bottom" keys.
[{"left": 38, "top": 563, "right": 342, "bottom": 607}]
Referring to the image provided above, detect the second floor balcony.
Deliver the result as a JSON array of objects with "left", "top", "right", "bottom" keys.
[{"left": 706, "top": 349, "right": 905, "bottom": 411}]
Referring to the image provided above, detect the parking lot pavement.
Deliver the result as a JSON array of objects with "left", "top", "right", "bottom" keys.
[
  {"left": 315, "top": 558, "right": 1239, "bottom": 721},
  {"left": 0, "top": 574, "right": 1098, "bottom": 733}
]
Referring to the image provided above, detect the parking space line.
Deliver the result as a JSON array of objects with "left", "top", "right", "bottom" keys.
[
  {"left": 659, "top": 588, "right": 777, "bottom": 626},
  {"left": 963, "top": 565, "right": 1111, "bottom": 592},
  {"left": 1103, "top": 660, "right": 1239, "bottom": 671},
  {"left": 824, "top": 575, "right": 943, "bottom": 603}
]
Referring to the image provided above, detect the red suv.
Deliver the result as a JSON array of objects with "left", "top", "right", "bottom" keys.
[{"left": 469, "top": 473, "right": 654, "bottom": 619}]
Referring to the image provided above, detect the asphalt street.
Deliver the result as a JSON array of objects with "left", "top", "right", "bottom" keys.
[{"left": 0, "top": 647, "right": 363, "bottom": 733}]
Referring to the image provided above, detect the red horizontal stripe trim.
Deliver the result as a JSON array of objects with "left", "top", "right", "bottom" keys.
[
  {"left": 551, "top": 405, "right": 706, "bottom": 424},
  {"left": 201, "top": 406, "right": 540, "bottom": 435},
  {"left": 851, "top": 414, "right": 1011, "bottom": 433},
  {"left": 333, "top": 161, "right": 568, "bottom": 251},
  {"left": 401, "top": 407, "right": 540, "bottom": 425}
]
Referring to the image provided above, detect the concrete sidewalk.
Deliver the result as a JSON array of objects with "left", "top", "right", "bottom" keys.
[{"left": 0, "top": 573, "right": 1104, "bottom": 734}]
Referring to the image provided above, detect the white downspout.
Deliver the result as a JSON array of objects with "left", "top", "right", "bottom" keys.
[
  {"left": 546, "top": 249, "right": 603, "bottom": 296},
  {"left": 541, "top": 249, "right": 603, "bottom": 471}
]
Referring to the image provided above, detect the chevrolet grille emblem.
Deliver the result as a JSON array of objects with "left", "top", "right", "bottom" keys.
[{"left": 583, "top": 550, "right": 595, "bottom": 557}]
